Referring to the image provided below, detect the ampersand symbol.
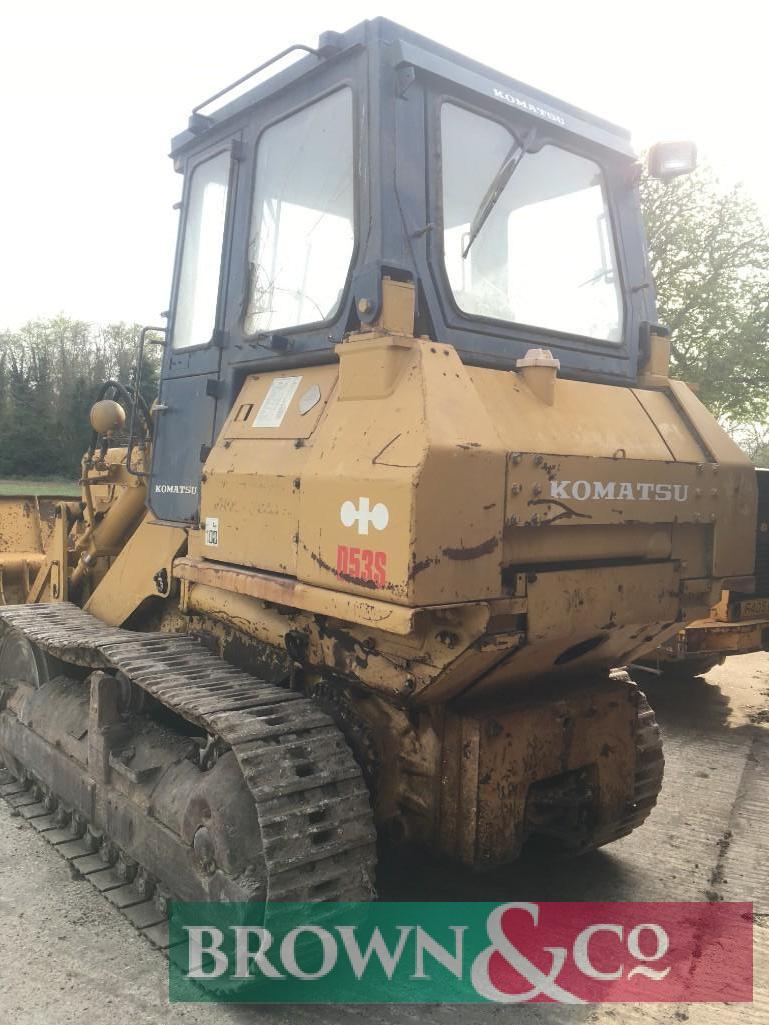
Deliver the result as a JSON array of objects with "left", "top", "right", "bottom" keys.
[{"left": 471, "top": 903, "right": 585, "bottom": 1004}]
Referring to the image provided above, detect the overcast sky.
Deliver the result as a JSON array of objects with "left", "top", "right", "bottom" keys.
[{"left": 2, "top": 0, "right": 767, "bottom": 329}]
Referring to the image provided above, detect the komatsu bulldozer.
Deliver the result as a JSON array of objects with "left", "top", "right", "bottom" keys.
[{"left": 0, "top": 19, "right": 760, "bottom": 937}]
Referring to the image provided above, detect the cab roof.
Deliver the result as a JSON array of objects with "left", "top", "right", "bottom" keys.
[{"left": 171, "top": 17, "right": 634, "bottom": 160}]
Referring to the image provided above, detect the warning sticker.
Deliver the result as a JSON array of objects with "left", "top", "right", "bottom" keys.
[
  {"left": 204, "top": 517, "right": 219, "bottom": 547},
  {"left": 252, "top": 376, "right": 302, "bottom": 429}
]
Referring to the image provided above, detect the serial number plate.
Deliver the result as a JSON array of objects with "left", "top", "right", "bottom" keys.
[{"left": 738, "top": 597, "right": 769, "bottom": 618}]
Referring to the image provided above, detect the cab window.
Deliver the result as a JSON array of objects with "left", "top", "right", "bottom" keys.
[
  {"left": 244, "top": 88, "right": 355, "bottom": 335},
  {"left": 441, "top": 103, "right": 624, "bottom": 344},
  {"left": 173, "top": 149, "right": 231, "bottom": 350}
]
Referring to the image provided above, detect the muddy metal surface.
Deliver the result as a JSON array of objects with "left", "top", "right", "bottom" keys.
[{"left": 1, "top": 654, "right": 767, "bottom": 1025}]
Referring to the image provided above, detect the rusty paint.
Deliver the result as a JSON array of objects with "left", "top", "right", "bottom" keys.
[
  {"left": 600, "top": 610, "right": 618, "bottom": 630},
  {"left": 442, "top": 536, "right": 498, "bottom": 561},
  {"left": 316, "top": 617, "right": 373, "bottom": 671},
  {"left": 409, "top": 555, "right": 435, "bottom": 578},
  {"left": 176, "top": 554, "right": 414, "bottom": 634},
  {"left": 310, "top": 549, "right": 382, "bottom": 593},
  {"left": 371, "top": 433, "right": 402, "bottom": 465},
  {"left": 527, "top": 497, "right": 592, "bottom": 525}
]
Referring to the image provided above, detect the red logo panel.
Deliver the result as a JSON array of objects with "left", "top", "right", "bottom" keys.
[{"left": 480, "top": 902, "right": 753, "bottom": 1003}]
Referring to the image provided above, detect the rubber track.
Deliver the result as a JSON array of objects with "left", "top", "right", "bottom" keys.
[{"left": 0, "top": 602, "right": 377, "bottom": 906}]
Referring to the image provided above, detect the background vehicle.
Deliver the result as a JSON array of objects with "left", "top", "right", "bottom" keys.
[
  {"left": 0, "top": 19, "right": 759, "bottom": 942},
  {"left": 641, "top": 467, "right": 769, "bottom": 678}
]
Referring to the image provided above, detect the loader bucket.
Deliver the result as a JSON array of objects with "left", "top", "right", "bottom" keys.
[{"left": 0, "top": 496, "right": 67, "bottom": 604}]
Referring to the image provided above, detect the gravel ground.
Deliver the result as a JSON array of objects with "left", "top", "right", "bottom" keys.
[{"left": 1, "top": 654, "right": 767, "bottom": 1025}]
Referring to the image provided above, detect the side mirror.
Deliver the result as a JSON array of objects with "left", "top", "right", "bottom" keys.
[{"left": 647, "top": 141, "right": 697, "bottom": 181}]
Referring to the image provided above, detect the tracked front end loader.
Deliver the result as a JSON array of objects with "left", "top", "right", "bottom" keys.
[{"left": 0, "top": 19, "right": 758, "bottom": 934}]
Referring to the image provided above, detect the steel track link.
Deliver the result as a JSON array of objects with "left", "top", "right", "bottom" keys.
[
  {"left": 0, "top": 603, "right": 377, "bottom": 914},
  {"left": 0, "top": 761, "right": 180, "bottom": 950},
  {"left": 579, "top": 672, "right": 665, "bottom": 851}
]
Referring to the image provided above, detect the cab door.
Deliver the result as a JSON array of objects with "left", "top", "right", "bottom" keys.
[{"left": 149, "top": 137, "right": 241, "bottom": 523}]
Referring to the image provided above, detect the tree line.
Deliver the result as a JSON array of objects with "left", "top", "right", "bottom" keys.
[
  {"left": 0, "top": 319, "right": 158, "bottom": 479},
  {"left": 640, "top": 163, "right": 769, "bottom": 456}
]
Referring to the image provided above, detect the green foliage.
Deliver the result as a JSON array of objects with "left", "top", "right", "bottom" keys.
[
  {"left": 730, "top": 423, "right": 769, "bottom": 468},
  {"left": 640, "top": 164, "right": 769, "bottom": 423},
  {"left": 0, "top": 478, "right": 81, "bottom": 496},
  {"left": 0, "top": 318, "right": 160, "bottom": 479}
]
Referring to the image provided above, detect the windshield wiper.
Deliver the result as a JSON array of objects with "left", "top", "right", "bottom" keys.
[{"left": 462, "top": 127, "right": 538, "bottom": 259}]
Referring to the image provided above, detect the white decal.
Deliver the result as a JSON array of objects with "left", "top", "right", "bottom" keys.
[
  {"left": 154, "top": 483, "right": 198, "bottom": 495},
  {"left": 472, "top": 903, "right": 583, "bottom": 1004},
  {"left": 340, "top": 498, "right": 390, "bottom": 536},
  {"left": 253, "top": 376, "right": 302, "bottom": 429},
  {"left": 549, "top": 481, "right": 690, "bottom": 502},
  {"left": 204, "top": 517, "right": 219, "bottom": 546},
  {"left": 492, "top": 88, "right": 567, "bottom": 127},
  {"left": 298, "top": 384, "right": 322, "bottom": 416}
]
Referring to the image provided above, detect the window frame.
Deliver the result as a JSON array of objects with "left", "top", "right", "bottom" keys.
[
  {"left": 240, "top": 82, "right": 360, "bottom": 342},
  {"left": 168, "top": 141, "right": 239, "bottom": 356},
  {"left": 431, "top": 93, "right": 631, "bottom": 356}
]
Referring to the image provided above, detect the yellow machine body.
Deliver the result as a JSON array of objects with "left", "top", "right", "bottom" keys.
[{"left": 173, "top": 284, "right": 756, "bottom": 710}]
